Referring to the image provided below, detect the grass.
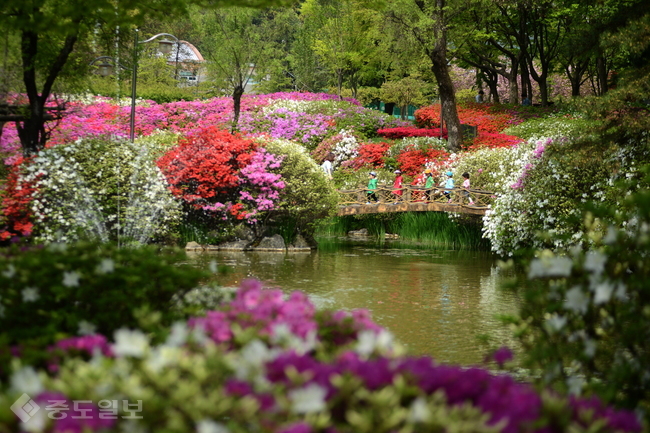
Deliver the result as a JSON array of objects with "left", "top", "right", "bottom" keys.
[{"left": 316, "top": 212, "right": 490, "bottom": 250}]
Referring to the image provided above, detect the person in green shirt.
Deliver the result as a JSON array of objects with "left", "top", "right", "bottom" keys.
[
  {"left": 366, "top": 171, "right": 378, "bottom": 204},
  {"left": 424, "top": 169, "right": 434, "bottom": 201}
]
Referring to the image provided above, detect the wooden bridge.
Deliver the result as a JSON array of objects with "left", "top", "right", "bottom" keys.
[{"left": 337, "top": 185, "right": 495, "bottom": 216}]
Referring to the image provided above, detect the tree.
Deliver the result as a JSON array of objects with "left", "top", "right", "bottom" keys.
[
  {"left": 380, "top": 77, "right": 431, "bottom": 120},
  {"left": 192, "top": 6, "right": 280, "bottom": 132},
  {"left": 0, "top": 0, "right": 295, "bottom": 157},
  {"left": 300, "top": 0, "right": 383, "bottom": 99},
  {"left": 387, "top": 0, "right": 465, "bottom": 152}
]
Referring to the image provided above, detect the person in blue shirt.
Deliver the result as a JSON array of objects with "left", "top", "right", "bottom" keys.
[{"left": 443, "top": 171, "right": 454, "bottom": 202}]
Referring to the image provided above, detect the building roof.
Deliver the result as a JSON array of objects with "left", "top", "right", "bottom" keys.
[{"left": 167, "top": 41, "right": 204, "bottom": 63}]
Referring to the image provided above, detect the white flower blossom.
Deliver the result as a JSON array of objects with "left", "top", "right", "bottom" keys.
[
  {"left": 78, "top": 320, "right": 97, "bottom": 336},
  {"left": 288, "top": 383, "right": 327, "bottom": 414},
  {"left": 21, "top": 287, "right": 39, "bottom": 302},
  {"left": 564, "top": 286, "right": 589, "bottom": 313},
  {"left": 408, "top": 397, "right": 431, "bottom": 423},
  {"left": 196, "top": 420, "right": 230, "bottom": 433},
  {"left": 165, "top": 322, "right": 189, "bottom": 347},
  {"left": 10, "top": 367, "right": 44, "bottom": 395},
  {"left": 356, "top": 329, "right": 395, "bottom": 357},
  {"left": 2, "top": 264, "right": 16, "bottom": 278},
  {"left": 584, "top": 251, "right": 607, "bottom": 276},
  {"left": 62, "top": 271, "right": 81, "bottom": 287},
  {"left": 113, "top": 329, "right": 149, "bottom": 358},
  {"left": 95, "top": 258, "right": 115, "bottom": 274},
  {"left": 545, "top": 314, "right": 567, "bottom": 333},
  {"left": 593, "top": 281, "right": 615, "bottom": 304}
]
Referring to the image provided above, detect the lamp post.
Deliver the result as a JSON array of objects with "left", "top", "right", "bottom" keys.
[
  {"left": 91, "top": 30, "right": 180, "bottom": 142},
  {"left": 130, "top": 30, "right": 180, "bottom": 142}
]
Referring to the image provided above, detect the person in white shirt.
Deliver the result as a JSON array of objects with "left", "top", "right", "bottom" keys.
[{"left": 321, "top": 153, "right": 333, "bottom": 180}]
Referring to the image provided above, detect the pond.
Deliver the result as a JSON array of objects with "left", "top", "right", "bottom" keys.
[{"left": 188, "top": 237, "right": 521, "bottom": 366}]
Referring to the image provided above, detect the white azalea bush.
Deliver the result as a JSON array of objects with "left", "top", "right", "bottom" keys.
[
  {"left": 505, "top": 174, "right": 650, "bottom": 420},
  {"left": 481, "top": 137, "right": 620, "bottom": 256},
  {"left": 21, "top": 134, "right": 182, "bottom": 243},
  {"left": 0, "top": 277, "right": 643, "bottom": 433}
]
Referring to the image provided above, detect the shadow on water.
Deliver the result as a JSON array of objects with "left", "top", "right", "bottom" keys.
[{"left": 187, "top": 236, "right": 521, "bottom": 366}]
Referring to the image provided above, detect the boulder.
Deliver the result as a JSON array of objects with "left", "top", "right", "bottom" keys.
[
  {"left": 256, "top": 234, "right": 286, "bottom": 250},
  {"left": 185, "top": 241, "right": 203, "bottom": 250},
  {"left": 348, "top": 228, "right": 368, "bottom": 236},
  {"left": 292, "top": 234, "right": 311, "bottom": 249}
]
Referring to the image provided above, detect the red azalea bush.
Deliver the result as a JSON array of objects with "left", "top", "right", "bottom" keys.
[
  {"left": 415, "top": 103, "right": 515, "bottom": 134},
  {"left": 158, "top": 126, "right": 257, "bottom": 205},
  {"left": 157, "top": 126, "right": 284, "bottom": 221},
  {"left": 396, "top": 147, "right": 450, "bottom": 177},
  {"left": 0, "top": 158, "right": 36, "bottom": 242},
  {"left": 350, "top": 142, "right": 391, "bottom": 169},
  {"left": 466, "top": 132, "right": 524, "bottom": 150},
  {"left": 377, "top": 126, "right": 447, "bottom": 140}
]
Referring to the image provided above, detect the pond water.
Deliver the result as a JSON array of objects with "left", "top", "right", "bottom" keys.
[{"left": 188, "top": 238, "right": 521, "bottom": 366}]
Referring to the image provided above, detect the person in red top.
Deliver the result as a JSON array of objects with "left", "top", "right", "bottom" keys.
[{"left": 392, "top": 170, "right": 403, "bottom": 203}]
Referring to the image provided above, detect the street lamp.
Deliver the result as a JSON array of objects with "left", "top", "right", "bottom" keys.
[
  {"left": 130, "top": 31, "right": 180, "bottom": 142},
  {"left": 90, "top": 30, "right": 180, "bottom": 143}
]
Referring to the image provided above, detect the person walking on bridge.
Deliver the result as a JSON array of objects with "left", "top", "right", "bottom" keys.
[
  {"left": 392, "top": 170, "right": 403, "bottom": 203},
  {"left": 444, "top": 171, "right": 454, "bottom": 202},
  {"left": 424, "top": 169, "right": 434, "bottom": 202},
  {"left": 366, "top": 171, "right": 378, "bottom": 204}
]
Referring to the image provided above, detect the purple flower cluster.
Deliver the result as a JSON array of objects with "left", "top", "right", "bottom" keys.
[
  {"left": 34, "top": 279, "right": 643, "bottom": 433},
  {"left": 54, "top": 334, "right": 113, "bottom": 357}
]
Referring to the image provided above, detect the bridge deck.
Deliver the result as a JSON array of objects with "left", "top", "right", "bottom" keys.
[{"left": 337, "top": 185, "right": 494, "bottom": 216}]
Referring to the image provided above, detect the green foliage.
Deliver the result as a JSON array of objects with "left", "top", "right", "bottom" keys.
[
  {"left": 503, "top": 116, "right": 600, "bottom": 142},
  {"left": 380, "top": 77, "right": 432, "bottom": 118},
  {"left": 0, "top": 241, "right": 209, "bottom": 347},
  {"left": 388, "top": 212, "right": 489, "bottom": 250},
  {"left": 260, "top": 138, "right": 339, "bottom": 237},
  {"left": 507, "top": 168, "right": 650, "bottom": 417}
]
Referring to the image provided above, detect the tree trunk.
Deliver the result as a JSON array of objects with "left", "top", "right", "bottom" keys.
[
  {"left": 596, "top": 55, "right": 608, "bottom": 95},
  {"left": 430, "top": 59, "right": 461, "bottom": 152},
  {"left": 428, "top": 0, "right": 462, "bottom": 152},
  {"left": 16, "top": 22, "right": 79, "bottom": 156},
  {"left": 231, "top": 85, "right": 244, "bottom": 133}
]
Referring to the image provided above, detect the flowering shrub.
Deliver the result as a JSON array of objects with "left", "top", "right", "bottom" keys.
[
  {"left": 482, "top": 137, "right": 621, "bottom": 255},
  {"left": 5, "top": 135, "right": 182, "bottom": 244},
  {"left": 466, "top": 132, "right": 523, "bottom": 151},
  {"left": 157, "top": 126, "right": 285, "bottom": 223},
  {"left": 503, "top": 115, "right": 599, "bottom": 142},
  {"left": 504, "top": 171, "right": 650, "bottom": 421},
  {"left": 377, "top": 126, "right": 447, "bottom": 140},
  {"left": 415, "top": 104, "right": 518, "bottom": 145},
  {"left": 256, "top": 138, "right": 339, "bottom": 237},
  {"left": 0, "top": 158, "right": 36, "bottom": 242},
  {"left": 0, "top": 277, "right": 642, "bottom": 433},
  {"left": 350, "top": 142, "right": 391, "bottom": 169}
]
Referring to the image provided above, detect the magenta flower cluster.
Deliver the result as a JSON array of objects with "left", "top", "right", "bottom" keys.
[{"left": 40, "top": 279, "right": 643, "bottom": 433}]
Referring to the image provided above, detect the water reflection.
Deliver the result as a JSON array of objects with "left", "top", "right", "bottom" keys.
[{"left": 188, "top": 238, "right": 520, "bottom": 365}]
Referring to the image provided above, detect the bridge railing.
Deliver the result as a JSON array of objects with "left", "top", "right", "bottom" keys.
[{"left": 338, "top": 185, "right": 496, "bottom": 208}]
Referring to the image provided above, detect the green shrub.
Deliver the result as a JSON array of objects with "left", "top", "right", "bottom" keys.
[
  {"left": 503, "top": 115, "right": 600, "bottom": 142},
  {"left": 259, "top": 138, "right": 339, "bottom": 240},
  {"left": 504, "top": 168, "right": 650, "bottom": 418},
  {"left": 0, "top": 242, "right": 209, "bottom": 364}
]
